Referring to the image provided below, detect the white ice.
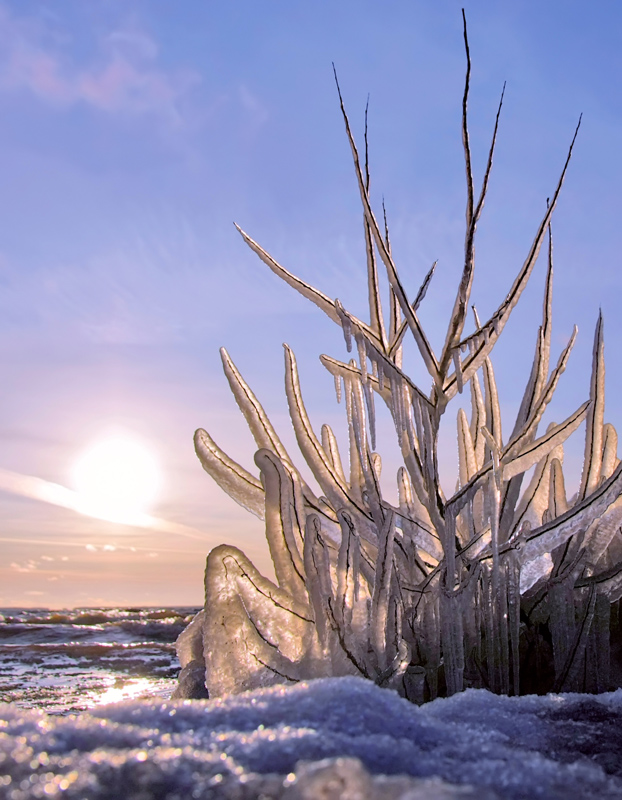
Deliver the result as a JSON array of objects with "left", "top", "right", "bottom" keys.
[{"left": 1, "top": 677, "right": 622, "bottom": 799}]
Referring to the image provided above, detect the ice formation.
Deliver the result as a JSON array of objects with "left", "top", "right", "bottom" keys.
[
  {"left": 177, "top": 13, "right": 622, "bottom": 701},
  {"left": 2, "top": 679, "right": 622, "bottom": 799}
]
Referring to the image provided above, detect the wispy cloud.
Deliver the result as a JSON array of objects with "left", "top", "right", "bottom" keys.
[
  {"left": 0, "top": 6, "right": 200, "bottom": 124},
  {"left": 10, "top": 560, "right": 37, "bottom": 573},
  {"left": 0, "top": 467, "right": 208, "bottom": 541},
  {"left": 86, "top": 544, "right": 119, "bottom": 553},
  {"left": 0, "top": 537, "right": 203, "bottom": 556}
]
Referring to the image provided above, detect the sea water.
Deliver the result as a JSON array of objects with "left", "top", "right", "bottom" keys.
[
  {"left": 0, "top": 606, "right": 197, "bottom": 713},
  {"left": 3, "top": 610, "right": 622, "bottom": 798}
]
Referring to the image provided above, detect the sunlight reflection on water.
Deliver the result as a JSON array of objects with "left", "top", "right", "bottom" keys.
[
  {"left": 0, "top": 606, "right": 192, "bottom": 714},
  {"left": 87, "top": 675, "right": 168, "bottom": 707}
]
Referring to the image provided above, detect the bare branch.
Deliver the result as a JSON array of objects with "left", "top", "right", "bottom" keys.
[
  {"left": 442, "top": 116, "right": 582, "bottom": 401},
  {"left": 439, "top": 68, "right": 505, "bottom": 379},
  {"left": 235, "top": 223, "right": 385, "bottom": 351},
  {"left": 461, "top": 8, "right": 474, "bottom": 232},
  {"left": 388, "top": 261, "right": 437, "bottom": 359},
  {"left": 332, "top": 64, "right": 441, "bottom": 386}
]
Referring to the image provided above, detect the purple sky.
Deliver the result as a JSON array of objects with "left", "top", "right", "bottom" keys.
[{"left": 1, "top": 1, "right": 621, "bottom": 607}]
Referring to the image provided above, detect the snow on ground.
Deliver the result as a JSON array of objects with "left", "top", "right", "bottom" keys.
[{"left": 1, "top": 677, "right": 622, "bottom": 799}]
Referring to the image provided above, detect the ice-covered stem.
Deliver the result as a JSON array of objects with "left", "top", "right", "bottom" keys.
[
  {"left": 362, "top": 96, "right": 388, "bottom": 350},
  {"left": 332, "top": 64, "right": 441, "bottom": 387},
  {"left": 178, "top": 14, "right": 622, "bottom": 702},
  {"left": 438, "top": 10, "right": 506, "bottom": 382},
  {"left": 580, "top": 311, "right": 605, "bottom": 500}
]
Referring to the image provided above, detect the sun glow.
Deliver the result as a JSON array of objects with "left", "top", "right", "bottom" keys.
[{"left": 72, "top": 436, "right": 161, "bottom": 523}]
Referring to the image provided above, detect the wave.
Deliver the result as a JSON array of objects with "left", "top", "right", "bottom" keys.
[
  {"left": 0, "top": 606, "right": 194, "bottom": 713},
  {"left": 0, "top": 606, "right": 200, "bottom": 646}
]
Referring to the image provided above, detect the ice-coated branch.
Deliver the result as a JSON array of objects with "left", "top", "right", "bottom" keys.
[
  {"left": 363, "top": 98, "right": 388, "bottom": 350},
  {"left": 177, "top": 15, "right": 622, "bottom": 703},
  {"left": 234, "top": 224, "right": 385, "bottom": 352},
  {"left": 333, "top": 65, "right": 441, "bottom": 386},
  {"left": 194, "top": 428, "right": 264, "bottom": 519},
  {"left": 439, "top": 8, "right": 506, "bottom": 378},
  {"left": 443, "top": 117, "right": 582, "bottom": 402},
  {"left": 580, "top": 311, "right": 606, "bottom": 500}
]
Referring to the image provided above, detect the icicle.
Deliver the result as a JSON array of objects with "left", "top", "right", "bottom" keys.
[
  {"left": 457, "top": 408, "right": 477, "bottom": 486},
  {"left": 485, "top": 449, "right": 506, "bottom": 693},
  {"left": 363, "top": 380, "right": 376, "bottom": 451},
  {"left": 593, "top": 592, "right": 610, "bottom": 693},
  {"left": 356, "top": 332, "right": 368, "bottom": 384},
  {"left": 439, "top": 589, "right": 455, "bottom": 693},
  {"left": 344, "top": 374, "right": 354, "bottom": 427},
  {"left": 336, "top": 301, "right": 353, "bottom": 352},
  {"left": 474, "top": 577, "right": 483, "bottom": 683},
  {"left": 403, "top": 386, "right": 418, "bottom": 456},
  {"left": 321, "top": 424, "right": 347, "bottom": 486},
  {"left": 255, "top": 449, "right": 307, "bottom": 603},
  {"left": 452, "top": 348, "right": 464, "bottom": 394},
  {"left": 482, "top": 566, "right": 496, "bottom": 691},
  {"left": 345, "top": 375, "right": 364, "bottom": 503},
  {"left": 334, "top": 374, "right": 342, "bottom": 404},
  {"left": 470, "top": 371, "right": 486, "bottom": 469},
  {"left": 303, "top": 514, "right": 333, "bottom": 651},
  {"left": 388, "top": 369, "right": 407, "bottom": 442},
  {"left": 370, "top": 511, "right": 396, "bottom": 671},
  {"left": 600, "top": 422, "right": 619, "bottom": 483},
  {"left": 497, "top": 559, "right": 510, "bottom": 695},
  {"left": 396, "top": 378, "right": 407, "bottom": 438},
  {"left": 483, "top": 357, "right": 503, "bottom": 451},
  {"left": 284, "top": 345, "right": 357, "bottom": 514},
  {"left": 548, "top": 457, "right": 568, "bottom": 519},
  {"left": 371, "top": 453, "right": 382, "bottom": 482},
  {"left": 423, "top": 588, "right": 441, "bottom": 700},
  {"left": 388, "top": 369, "right": 401, "bottom": 435},
  {"left": 351, "top": 378, "right": 368, "bottom": 463},
  {"left": 397, "top": 465, "right": 413, "bottom": 510},
  {"left": 506, "top": 552, "right": 521, "bottom": 695},
  {"left": 556, "top": 587, "right": 596, "bottom": 692},
  {"left": 461, "top": 569, "right": 480, "bottom": 670},
  {"left": 549, "top": 574, "right": 576, "bottom": 682},
  {"left": 335, "top": 511, "right": 360, "bottom": 630},
  {"left": 580, "top": 311, "right": 605, "bottom": 499},
  {"left": 377, "top": 358, "right": 385, "bottom": 393},
  {"left": 440, "top": 586, "right": 465, "bottom": 696}
]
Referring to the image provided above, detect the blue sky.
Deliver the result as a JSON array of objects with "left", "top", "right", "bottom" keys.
[{"left": 1, "top": 1, "right": 621, "bottom": 607}]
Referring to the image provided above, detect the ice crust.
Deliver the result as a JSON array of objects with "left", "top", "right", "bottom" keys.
[{"left": 2, "top": 678, "right": 622, "bottom": 799}]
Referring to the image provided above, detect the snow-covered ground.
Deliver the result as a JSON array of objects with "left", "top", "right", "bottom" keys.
[{"left": 2, "top": 677, "right": 622, "bottom": 799}]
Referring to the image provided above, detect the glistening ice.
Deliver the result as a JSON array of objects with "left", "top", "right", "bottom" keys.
[{"left": 2, "top": 678, "right": 622, "bottom": 799}]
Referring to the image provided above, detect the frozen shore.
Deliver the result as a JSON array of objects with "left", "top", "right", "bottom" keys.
[{"left": 1, "top": 677, "right": 622, "bottom": 799}]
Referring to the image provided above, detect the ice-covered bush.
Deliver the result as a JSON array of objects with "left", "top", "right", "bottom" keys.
[{"left": 176, "top": 14, "right": 622, "bottom": 701}]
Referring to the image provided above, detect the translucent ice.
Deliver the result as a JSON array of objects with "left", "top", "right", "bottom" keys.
[{"left": 184, "top": 13, "right": 622, "bottom": 701}]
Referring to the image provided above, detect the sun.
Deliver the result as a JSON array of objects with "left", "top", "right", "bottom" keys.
[{"left": 71, "top": 435, "right": 161, "bottom": 523}]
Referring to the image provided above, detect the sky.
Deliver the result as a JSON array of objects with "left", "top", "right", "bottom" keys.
[{"left": 1, "top": 0, "right": 621, "bottom": 608}]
